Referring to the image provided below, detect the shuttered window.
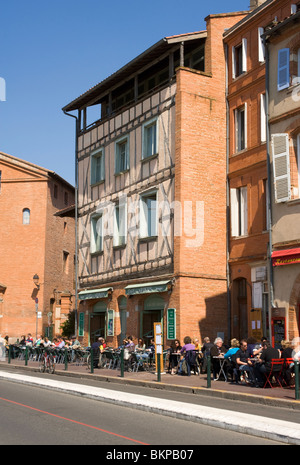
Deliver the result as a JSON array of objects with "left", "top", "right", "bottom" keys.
[
  {"left": 271, "top": 134, "right": 291, "bottom": 203},
  {"left": 115, "top": 136, "right": 129, "bottom": 174},
  {"left": 260, "top": 94, "right": 266, "bottom": 143},
  {"left": 230, "top": 187, "right": 248, "bottom": 237},
  {"left": 277, "top": 48, "right": 290, "bottom": 91},
  {"left": 113, "top": 200, "right": 127, "bottom": 247}
]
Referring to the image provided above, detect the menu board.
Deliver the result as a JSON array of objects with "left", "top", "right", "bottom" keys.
[{"left": 272, "top": 318, "right": 285, "bottom": 350}]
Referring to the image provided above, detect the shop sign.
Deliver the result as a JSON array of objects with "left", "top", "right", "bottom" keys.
[
  {"left": 167, "top": 308, "right": 176, "bottom": 340},
  {"left": 272, "top": 248, "right": 300, "bottom": 266}
]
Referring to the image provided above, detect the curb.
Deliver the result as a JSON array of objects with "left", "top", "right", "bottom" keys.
[
  {"left": 2, "top": 362, "right": 300, "bottom": 411},
  {"left": 1, "top": 370, "right": 300, "bottom": 445}
]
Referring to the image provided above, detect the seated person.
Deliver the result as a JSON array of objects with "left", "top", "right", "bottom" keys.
[
  {"left": 224, "top": 338, "right": 240, "bottom": 382},
  {"left": 210, "top": 337, "right": 227, "bottom": 380},
  {"left": 236, "top": 339, "right": 256, "bottom": 384},
  {"left": 178, "top": 336, "right": 195, "bottom": 376},
  {"left": 135, "top": 338, "right": 146, "bottom": 352},
  {"left": 254, "top": 340, "right": 284, "bottom": 387},
  {"left": 169, "top": 339, "right": 182, "bottom": 374}
]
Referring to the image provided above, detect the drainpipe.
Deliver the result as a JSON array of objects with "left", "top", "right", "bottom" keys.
[
  {"left": 225, "top": 43, "right": 232, "bottom": 342},
  {"left": 63, "top": 109, "right": 79, "bottom": 337},
  {"left": 263, "top": 36, "right": 274, "bottom": 339}
]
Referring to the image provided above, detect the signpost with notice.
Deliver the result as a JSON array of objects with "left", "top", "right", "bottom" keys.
[{"left": 153, "top": 322, "right": 165, "bottom": 381}]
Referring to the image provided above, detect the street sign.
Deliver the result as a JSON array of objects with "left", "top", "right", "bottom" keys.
[{"left": 167, "top": 308, "right": 176, "bottom": 340}]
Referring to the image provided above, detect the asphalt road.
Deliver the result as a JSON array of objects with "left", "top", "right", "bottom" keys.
[{"left": 0, "top": 376, "right": 285, "bottom": 446}]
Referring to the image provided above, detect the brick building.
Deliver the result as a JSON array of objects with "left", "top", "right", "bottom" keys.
[
  {"left": 63, "top": 10, "right": 247, "bottom": 347},
  {"left": 0, "top": 152, "right": 75, "bottom": 341},
  {"left": 224, "top": 0, "right": 299, "bottom": 343},
  {"left": 265, "top": 5, "right": 300, "bottom": 345}
]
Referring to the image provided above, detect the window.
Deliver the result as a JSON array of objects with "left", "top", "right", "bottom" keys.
[
  {"left": 260, "top": 94, "right": 266, "bottom": 143},
  {"left": 91, "top": 148, "right": 105, "bottom": 185},
  {"left": 64, "top": 191, "right": 68, "bottom": 206},
  {"left": 235, "top": 105, "right": 247, "bottom": 152},
  {"left": 142, "top": 118, "right": 158, "bottom": 159},
  {"left": 258, "top": 27, "right": 265, "bottom": 63},
  {"left": 54, "top": 184, "right": 58, "bottom": 199},
  {"left": 277, "top": 48, "right": 290, "bottom": 91},
  {"left": 263, "top": 179, "right": 270, "bottom": 231},
  {"left": 271, "top": 133, "right": 291, "bottom": 203},
  {"left": 140, "top": 191, "right": 157, "bottom": 238},
  {"left": 22, "top": 208, "right": 30, "bottom": 225},
  {"left": 63, "top": 251, "right": 69, "bottom": 274},
  {"left": 230, "top": 187, "right": 248, "bottom": 237},
  {"left": 115, "top": 137, "right": 129, "bottom": 174},
  {"left": 232, "top": 38, "right": 247, "bottom": 79},
  {"left": 113, "top": 200, "right": 127, "bottom": 247},
  {"left": 90, "top": 215, "right": 103, "bottom": 253}
]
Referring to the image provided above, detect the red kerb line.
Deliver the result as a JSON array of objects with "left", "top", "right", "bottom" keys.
[{"left": 0, "top": 396, "right": 149, "bottom": 445}]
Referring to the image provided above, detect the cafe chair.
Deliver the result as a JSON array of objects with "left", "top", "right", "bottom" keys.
[{"left": 263, "top": 358, "right": 284, "bottom": 389}]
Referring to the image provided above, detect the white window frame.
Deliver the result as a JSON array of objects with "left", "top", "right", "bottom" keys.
[
  {"left": 113, "top": 199, "right": 127, "bottom": 247},
  {"left": 115, "top": 135, "right": 129, "bottom": 174},
  {"left": 277, "top": 48, "right": 290, "bottom": 91},
  {"left": 230, "top": 186, "right": 248, "bottom": 237},
  {"left": 232, "top": 38, "right": 247, "bottom": 79},
  {"left": 91, "top": 148, "right": 105, "bottom": 185},
  {"left": 139, "top": 190, "right": 158, "bottom": 238},
  {"left": 260, "top": 94, "right": 266, "bottom": 143},
  {"left": 235, "top": 104, "right": 247, "bottom": 152},
  {"left": 142, "top": 117, "right": 158, "bottom": 160},
  {"left": 90, "top": 214, "right": 103, "bottom": 254},
  {"left": 258, "top": 27, "right": 265, "bottom": 63}
]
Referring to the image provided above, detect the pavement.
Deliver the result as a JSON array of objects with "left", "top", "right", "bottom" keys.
[{"left": 1, "top": 358, "right": 300, "bottom": 444}]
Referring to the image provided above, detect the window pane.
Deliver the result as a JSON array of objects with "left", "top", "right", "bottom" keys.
[{"left": 23, "top": 209, "right": 30, "bottom": 225}]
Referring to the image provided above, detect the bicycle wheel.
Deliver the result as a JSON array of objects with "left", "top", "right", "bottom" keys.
[
  {"left": 39, "top": 357, "right": 46, "bottom": 373},
  {"left": 48, "top": 356, "right": 55, "bottom": 374}
]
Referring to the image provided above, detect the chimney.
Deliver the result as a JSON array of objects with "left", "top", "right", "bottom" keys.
[{"left": 249, "top": 0, "right": 266, "bottom": 11}]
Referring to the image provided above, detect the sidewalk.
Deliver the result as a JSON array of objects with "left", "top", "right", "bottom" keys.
[{"left": 1, "top": 358, "right": 299, "bottom": 410}]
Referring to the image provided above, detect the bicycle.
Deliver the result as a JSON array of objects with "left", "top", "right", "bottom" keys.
[{"left": 39, "top": 349, "right": 55, "bottom": 374}]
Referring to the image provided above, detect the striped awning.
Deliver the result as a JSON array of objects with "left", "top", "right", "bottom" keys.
[
  {"left": 125, "top": 280, "right": 171, "bottom": 296},
  {"left": 78, "top": 287, "right": 112, "bottom": 300}
]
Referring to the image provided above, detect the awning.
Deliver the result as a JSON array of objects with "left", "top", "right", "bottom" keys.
[
  {"left": 78, "top": 287, "right": 112, "bottom": 300},
  {"left": 272, "top": 248, "right": 300, "bottom": 266},
  {"left": 125, "top": 280, "right": 171, "bottom": 296}
]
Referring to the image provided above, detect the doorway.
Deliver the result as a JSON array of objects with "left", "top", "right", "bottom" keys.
[
  {"left": 90, "top": 314, "right": 105, "bottom": 344},
  {"left": 141, "top": 295, "right": 165, "bottom": 346}
]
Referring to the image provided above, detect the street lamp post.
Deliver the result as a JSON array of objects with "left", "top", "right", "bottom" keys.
[{"left": 33, "top": 274, "right": 40, "bottom": 339}]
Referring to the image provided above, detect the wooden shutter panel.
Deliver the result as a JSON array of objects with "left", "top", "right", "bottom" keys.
[
  {"left": 230, "top": 188, "right": 239, "bottom": 236},
  {"left": 232, "top": 46, "right": 236, "bottom": 79},
  {"left": 258, "top": 28, "right": 265, "bottom": 63},
  {"left": 271, "top": 134, "right": 291, "bottom": 203},
  {"left": 242, "top": 38, "right": 247, "bottom": 73},
  {"left": 240, "top": 186, "right": 248, "bottom": 236},
  {"left": 277, "top": 48, "right": 290, "bottom": 91}
]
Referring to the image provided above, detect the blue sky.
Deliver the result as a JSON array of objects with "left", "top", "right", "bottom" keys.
[{"left": 0, "top": 0, "right": 249, "bottom": 185}]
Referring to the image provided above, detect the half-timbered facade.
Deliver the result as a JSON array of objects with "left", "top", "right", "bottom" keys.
[{"left": 63, "top": 10, "right": 247, "bottom": 347}]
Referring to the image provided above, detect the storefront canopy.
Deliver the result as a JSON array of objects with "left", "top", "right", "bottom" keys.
[
  {"left": 125, "top": 280, "right": 171, "bottom": 296},
  {"left": 78, "top": 287, "right": 112, "bottom": 300},
  {"left": 272, "top": 248, "right": 300, "bottom": 266}
]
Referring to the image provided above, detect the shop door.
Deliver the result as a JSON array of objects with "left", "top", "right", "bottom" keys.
[
  {"left": 142, "top": 310, "right": 162, "bottom": 345},
  {"left": 90, "top": 314, "right": 105, "bottom": 344}
]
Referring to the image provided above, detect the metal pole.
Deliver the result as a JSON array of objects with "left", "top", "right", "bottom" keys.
[
  {"left": 90, "top": 348, "right": 94, "bottom": 374},
  {"left": 25, "top": 346, "right": 28, "bottom": 366},
  {"left": 64, "top": 348, "right": 68, "bottom": 371},
  {"left": 120, "top": 348, "right": 124, "bottom": 378},
  {"left": 157, "top": 353, "right": 161, "bottom": 382},
  {"left": 8, "top": 345, "right": 11, "bottom": 364},
  {"left": 207, "top": 356, "right": 211, "bottom": 388},
  {"left": 295, "top": 360, "right": 299, "bottom": 401}
]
